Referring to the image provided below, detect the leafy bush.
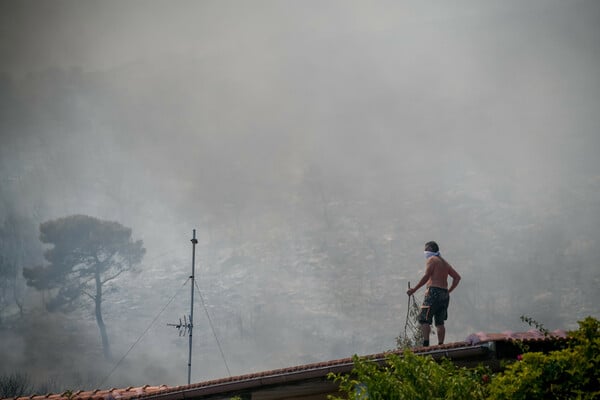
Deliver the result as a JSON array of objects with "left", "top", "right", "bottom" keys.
[
  {"left": 329, "top": 316, "right": 599, "bottom": 400},
  {"left": 487, "top": 316, "right": 600, "bottom": 399},
  {"left": 328, "top": 350, "right": 490, "bottom": 400}
]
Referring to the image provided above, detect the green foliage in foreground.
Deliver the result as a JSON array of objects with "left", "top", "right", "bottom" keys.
[
  {"left": 329, "top": 316, "right": 599, "bottom": 400},
  {"left": 488, "top": 316, "right": 599, "bottom": 400},
  {"left": 328, "top": 350, "right": 490, "bottom": 400}
]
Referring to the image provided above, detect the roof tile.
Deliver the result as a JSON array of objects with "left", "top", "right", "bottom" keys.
[{"left": 465, "top": 329, "right": 567, "bottom": 345}]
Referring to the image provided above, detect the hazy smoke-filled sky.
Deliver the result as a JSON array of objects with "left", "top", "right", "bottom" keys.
[
  {"left": 1, "top": 0, "right": 599, "bottom": 389},
  {"left": 3, "top": 0, "right": 599, "bottom": 211}
]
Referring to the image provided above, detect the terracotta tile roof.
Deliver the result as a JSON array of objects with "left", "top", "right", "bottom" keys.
[
  {"left": 8, "top": 386, "right": 170, "bottom": 400},
  {"left": 465, "top": 329, "right": 568, "bottom": 345},
  {"left": 5, "top": 329, "right": 569, "bottom": 400}
]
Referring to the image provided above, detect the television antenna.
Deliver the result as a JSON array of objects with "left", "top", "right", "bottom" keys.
[{"left": 168, "top": 229, "right": 198, "bottom": 385}]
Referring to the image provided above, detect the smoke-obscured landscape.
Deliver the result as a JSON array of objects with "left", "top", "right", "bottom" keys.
[{"left": 1, "top": 0, "right": 599, "bottom": 392}]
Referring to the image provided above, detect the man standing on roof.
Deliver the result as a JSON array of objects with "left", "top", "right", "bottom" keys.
[{"left": 407, "top": 241, "right": 461, "bottom": 347}]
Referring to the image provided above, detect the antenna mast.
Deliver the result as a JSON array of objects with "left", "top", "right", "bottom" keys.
[
  {"left": 188, "top": 229, "right": 198, "bottom": 384},
  {"left": 168, "top": 229, "right": 198, "bottom": 385}
]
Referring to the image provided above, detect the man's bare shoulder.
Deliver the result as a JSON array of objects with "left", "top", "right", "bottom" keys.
[
  {"left": 426, "top": 256, "right": 439, "bottom": 264},
  {"left": 425, "top": 256, "right": 438, "bottom": 270},
  {"left": 427, "top": 256, "right": 444, "bottom": 266}
]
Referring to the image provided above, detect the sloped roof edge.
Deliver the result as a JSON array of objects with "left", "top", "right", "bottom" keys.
[{"left": 7, "top": 329, "right": 568, "bottom": 400}]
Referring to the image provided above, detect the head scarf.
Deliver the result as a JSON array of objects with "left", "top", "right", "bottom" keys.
[{"left": 424, "top": 251, "right": 440, "bottom": 259}]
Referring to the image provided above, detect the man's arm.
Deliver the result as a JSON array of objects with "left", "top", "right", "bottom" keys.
[
  {"left": 407, "top": 263, "right": 433, "bottom": 296},
  {"left": 448, "top": 266, "right": 461, "bottom": 293}
]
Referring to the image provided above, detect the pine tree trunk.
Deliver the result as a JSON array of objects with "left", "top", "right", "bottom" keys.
[{"left": 95, "top": 269, "right": 111, "bottom": 360}]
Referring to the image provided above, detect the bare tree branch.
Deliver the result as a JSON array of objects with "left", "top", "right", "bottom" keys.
[{"left": 101, "top": 268, "right": 126, "bottom": 285}]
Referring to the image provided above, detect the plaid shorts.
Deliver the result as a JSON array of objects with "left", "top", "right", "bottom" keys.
[{"left": 418, "top": 287, "right": 450, "bottom": 326}]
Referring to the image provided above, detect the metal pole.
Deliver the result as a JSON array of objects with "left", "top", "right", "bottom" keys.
[{"left": 188, "top": 229, "right": 198, "bottom": 385}]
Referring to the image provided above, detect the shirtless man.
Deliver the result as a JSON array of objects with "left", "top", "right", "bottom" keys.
[{"left": 407, "top": 241, "right": 461, "bottom": 346}]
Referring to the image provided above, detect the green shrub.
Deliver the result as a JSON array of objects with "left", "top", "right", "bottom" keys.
[
  {"left": 328, "top": 350, "right": 490, "bottom": 400},
  {"left": 328, "top": 316, "right": 600, "bottom": 400},
  {"left": 487, "top": 316, "right": 600, "bottom": 400}
]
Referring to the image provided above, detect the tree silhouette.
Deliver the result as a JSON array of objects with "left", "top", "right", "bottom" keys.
[
  {"left": 0, "top": 215, "right": 41, "bottom": 325},
  {"left": 23, "top": 215, "right": 145, "bottom": 360},
  {"left": 0, "top": 372, "right": 33, "bottom": 398}
]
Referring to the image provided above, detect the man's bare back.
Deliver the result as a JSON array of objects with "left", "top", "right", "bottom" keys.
[
  {"left": 408, "top": 255, "right": 461, "bottom": 295},
  {"left": 426, "top": 256, "right": 460, "bottom": 292}
]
